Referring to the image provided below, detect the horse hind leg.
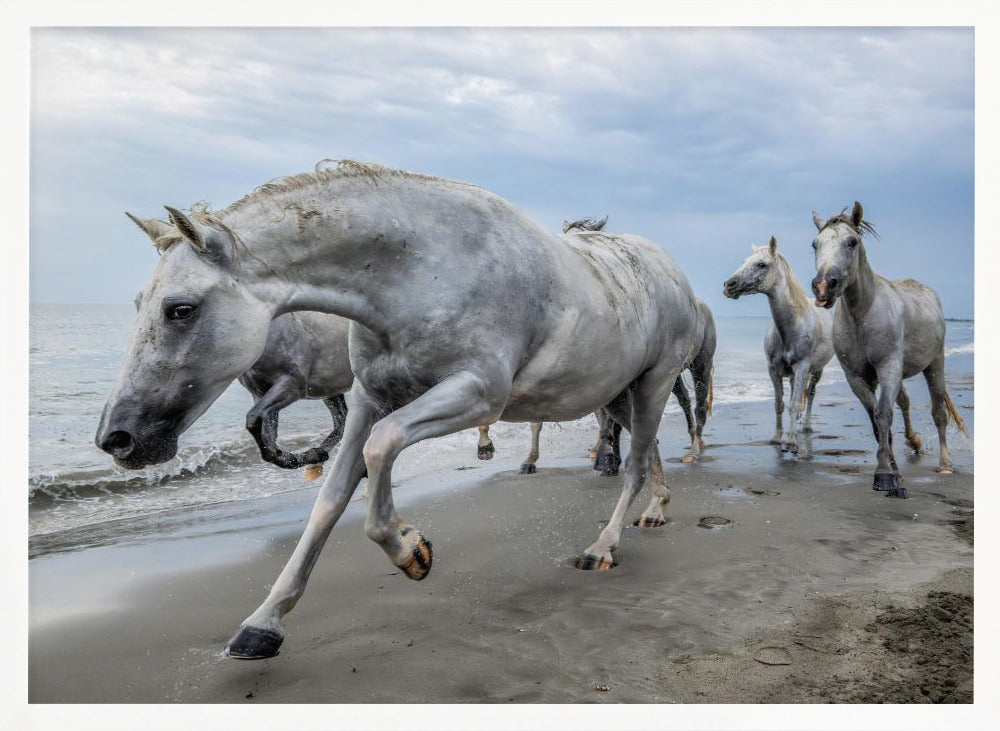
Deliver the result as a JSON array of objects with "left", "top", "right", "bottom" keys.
[
  {"left": 895, "top": 384, "right": 923, "bottom": 454},
  {"left": 477, "top": 424, "right": 495, "bottom": 460},
  {"left": 519, "top": 422, "right": 543, "bottom": 474},
  {"left": 593, "top": 406, "right": 624, "bottom": 476},
  {"left": 245, "top": 375, "right": 307, "bottom": 469},
  {"left": 690, "top": 358, "right": 713, "bottom": 460},
  {"left": 672, "top": 376, "right": 698, "bottom": 463},
  {"left": 769, "top": 368, "right": 784, "bottom": 444},
  {"left": 923, "top": 356, "right": 957, "bottom": 473}
]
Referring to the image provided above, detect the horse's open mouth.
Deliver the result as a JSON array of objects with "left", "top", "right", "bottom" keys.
[{"left": 814, "top": 296, "right": 836, "bottom": 309}]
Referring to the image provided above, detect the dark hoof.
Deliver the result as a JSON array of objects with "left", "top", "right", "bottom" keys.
[
  {"left": 226, "top": 626, "right": 283, "bottom": 660},
  {"left": 872, "top": 472, "right": 901, "bottom": 492},
  {"left": 398, "top": 527, "right": 433, "bottom": 581},
  {"left": 519, "top": 463, "right": 537, "bottom": 474},
  {"left": 886, "top": 487, "right": 909, "bottom": 499},
  {"left": 802, "top": 426, "right": 815, "bottom": 434},
  {"left": 780, "top": 442, "right": 798, "bottom": 454},
  {"left": 302, "top": 447, "right": 329, "bottom": 464},
  {"left": 575, "top": 553, "right": 615, "bottom": 571},
  {"left": 634, "top": 515, "right": 666, "bottom": 528},
  {"left": 595, "top": 453, "right": 619, "bottom": 476},
  {"left": 477, "top": 442, "right": 495, "bottom": 461}
]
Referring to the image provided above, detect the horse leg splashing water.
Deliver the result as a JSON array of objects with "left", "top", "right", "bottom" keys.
[
  {"left": 724, "top": 236, "right": 834, "bottom": 458},
  {"left": 97, "top": 162, "right": 702, "bottom": 659},
  {"left": 810, "top": 202, "right": 970, "bottom": 498}
]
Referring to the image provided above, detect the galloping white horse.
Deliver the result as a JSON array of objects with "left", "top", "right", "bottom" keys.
[
  {"left": 810, "top": 202, "right": 970, "bottom": 497},
  {"left": 96, "top": 161, "right": 702, "bottom": 659}
]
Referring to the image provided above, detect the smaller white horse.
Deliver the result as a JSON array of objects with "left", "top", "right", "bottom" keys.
[{"left": 724, "top": 236, "right": 834, "bottom": 456}]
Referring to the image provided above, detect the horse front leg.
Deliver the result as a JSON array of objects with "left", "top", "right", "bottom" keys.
[
  {"left": 477, "top": 424, "right": 495, "bottom": 460},
  {"left": 923, "top": 354, "right": 955, "bottom": 473},
  {"left": 874, "top": 361, "right": 905, "bottom": 498},
  {"left": 363, "top": 372, "right": 507, "bottom": 580},
  {"left": 226, "top": 388, "right": 378, "bottom": 659},
  {"left": 769, "top": 366, "right": 784, "bottom": 444},
  {"left": 519, "top": 422, "right": 543, "bottom": 474},
  {"left": 578, "top": 363, "right": 678, "bottom": 570},
  {"left": 245, "top": 375, "right": 307, "bottom": 468},
  {"left": 802, "top": 369, "right": 822, "bottom": 434},
  {"left": 783, "top": 361, "right": 811, "bottom": 457}
]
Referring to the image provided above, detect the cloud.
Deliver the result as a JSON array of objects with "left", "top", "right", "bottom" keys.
[{"left": 30, "top": 27, "right": 974, "bottom": 316}]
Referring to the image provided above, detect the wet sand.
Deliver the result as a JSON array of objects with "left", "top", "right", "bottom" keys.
[{"left": 29, "top": 380, "right": 974, "bottom": 703}]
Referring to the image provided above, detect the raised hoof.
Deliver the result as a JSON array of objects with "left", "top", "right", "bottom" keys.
[
  {"left": 635, "top": 515, "right": 666, "bottom": 528},
  {"left": 595, "top": 453, "right": 620, "bottom": 477},
  {"left": 302, "top": 447, "right": 329, "bottom": 464},
  {"left": 907, "top": 434, "right": 924, "bottom": 454},
  {"left": 398, "top": 526, "right": 433, "bottom": 581},
  {"left": 519, "top": 463, "right": 537, "bottom": 475},
  {"left": 575, "top": 553, "right": 615, "bottom": 571},
  {"left": 872, "top": 472, "right": 901, "bottom": 492},
  {"left": 477, "top": 442, "right": 495, "bottom": 461},
  {"left": 225, "top": 626, "right": 283, "bottom": 660}
]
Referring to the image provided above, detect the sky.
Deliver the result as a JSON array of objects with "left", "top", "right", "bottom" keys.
[{"left": 29, "top": 27, "right": 974, "bottom": 318}]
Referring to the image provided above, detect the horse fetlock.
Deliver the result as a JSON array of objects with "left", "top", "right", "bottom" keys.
[
  {"left": 225, "top": 624, "right": 284, "bottom": 660},
  {"left": 396, "top": 525, "right": 433, "bottom": 580},
  {"left": 906, "top": 433, "right": 923, "bottom": 454}
]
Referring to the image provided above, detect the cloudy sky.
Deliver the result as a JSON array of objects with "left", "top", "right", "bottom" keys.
[{"left": 30, "top": 27, "right": 974, "bottom": 317}]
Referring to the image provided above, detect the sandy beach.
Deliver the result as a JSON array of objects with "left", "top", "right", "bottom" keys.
[{"left": 29, "top": 376, "right": 973, "bottom": 704}]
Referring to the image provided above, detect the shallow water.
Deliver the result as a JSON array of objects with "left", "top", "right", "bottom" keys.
[{"left": 28, "top": 304, "right": 974, "bottom": 541}]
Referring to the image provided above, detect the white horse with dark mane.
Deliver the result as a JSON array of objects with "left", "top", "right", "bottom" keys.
[
  {"left": 96, "top": 161, "right": 703, "bottom": 659},
  {"left": 724, "top": 236, "right": 833, "bottom": 456},
  {"left": 810, "top": 202, "right": 970, "bottom": 498}
]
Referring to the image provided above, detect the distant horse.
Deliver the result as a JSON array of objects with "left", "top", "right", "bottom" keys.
[
  {"left": 724, "top": 236, "right": 833, "bottom": 456},
  {"left": 96, "top": 161, "right": 703, "bottom": 659},
  {"left": 810, "top": 202, "right": 970, "bottom": 498}
]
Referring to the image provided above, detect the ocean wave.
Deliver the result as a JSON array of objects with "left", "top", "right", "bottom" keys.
[
  {"left": 29, "top": 442, "right": 264, "bottom": 506},
  {"left": 946, "top": 342, "right": 974, "bottom": 357}
]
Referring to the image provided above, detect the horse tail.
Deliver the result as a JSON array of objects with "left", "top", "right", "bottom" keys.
[{"left": 944, "top": 392, "right": 971, "bottom": 439}]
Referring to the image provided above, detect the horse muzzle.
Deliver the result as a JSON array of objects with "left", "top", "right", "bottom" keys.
[
  {"left": 95, "top": 406, "right": 180, "bottom": 469},
  {"left": 722, "top": 278, "right": 743, "bottom": 299},
  {"left": 812, "top": 276, "right": 839, "bottom": 309}
]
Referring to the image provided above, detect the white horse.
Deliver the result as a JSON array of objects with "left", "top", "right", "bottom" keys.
[
  {"left": 96, "top": 161, "right": 703, "bottom": 659},
  {"left": 724, "top": 236, "right": 834, "bottom": 456},
  {"left": 810, "top": 202, "right": 970, "bottom": 498}
]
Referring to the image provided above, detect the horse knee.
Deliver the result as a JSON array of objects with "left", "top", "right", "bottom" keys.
[{"left": 362, "top": 420, "right": 406, "bottom": 471}]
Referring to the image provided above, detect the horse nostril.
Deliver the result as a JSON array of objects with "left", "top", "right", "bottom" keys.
[
  {"left": 100, "top": 430, "right": 135, "bottom": 458},
  {"left": 828, "top": 277, "right": 839, "bottom": 291}
]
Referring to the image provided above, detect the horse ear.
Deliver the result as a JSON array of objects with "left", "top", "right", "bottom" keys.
[
  {"left": 595, "top": 215, "right": 609, "bottom": 231},
  {"left": 562, "top": 220, "right": 571, "bottom": 233},
  {"left": 851, "top": 201, "right": 864, "bottom": 228},
  {"left": 125, "top": 212, "right": 174, "bottom": 244},
  {"left": 769, "top": 236, "right": 777, "bottom": 255},
  {"left": 164, "top": 206, "right": 229, "bottom": 262},
  {"left": 812, "top": 211, "right": 824, "bottom": 231}
]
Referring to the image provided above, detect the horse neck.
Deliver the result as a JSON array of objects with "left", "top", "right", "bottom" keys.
[
  {"left": 841, "top": 247, "right": 877, "bottom": 319},
  {"left": 221, "top": 195, "right": 406, "bottom": 338},
  {"left": 765, "top": 260, "right": 810, "bottom": 344}
]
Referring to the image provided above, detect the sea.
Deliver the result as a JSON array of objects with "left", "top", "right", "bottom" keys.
[{"left": 28, "top": 304, "right": 975, "bottom": 543}]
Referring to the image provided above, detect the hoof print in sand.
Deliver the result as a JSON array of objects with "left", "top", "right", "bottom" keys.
[
  {"left": 753, "top": 646, "right": 793, "bottom": 666},
  {"left": 697, "top": 515, "right": 732, "bottom": 530}
]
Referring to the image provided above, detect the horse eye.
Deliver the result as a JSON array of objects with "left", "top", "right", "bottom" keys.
[
  {"left": 756, "top": 262, "right": 768, "bottom": 269},
  {"left": 165, "top": 304, "right": 196, "bottom": 321},
  {"left": 848, "top": 238, "right": 858, "bottom": 248}
]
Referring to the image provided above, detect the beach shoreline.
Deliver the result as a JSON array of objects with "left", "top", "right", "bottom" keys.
[{"left": 29, "top": 379, "right": 974, "bottom": 703}]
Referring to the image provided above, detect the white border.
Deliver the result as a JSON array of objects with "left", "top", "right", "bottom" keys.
[{"left": 1, "top": 2, "right": 995, "bottom": 729}]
